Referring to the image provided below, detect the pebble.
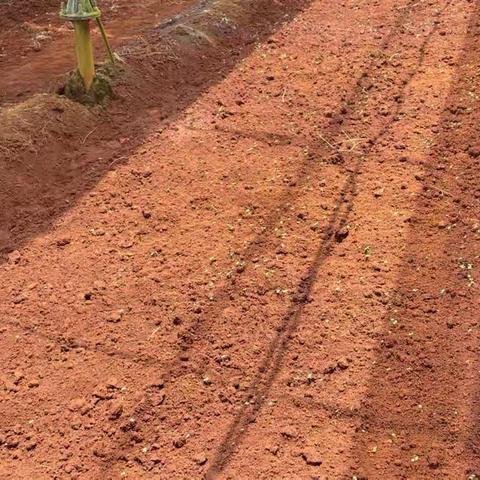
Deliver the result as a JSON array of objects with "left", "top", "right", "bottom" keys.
[
  {"left": 8, "top": 250, "right": 21, "bottom": 264},
  {"left": 437, "top": 220, "right": 448, "bottom": 229},
  {"left": 301, "top": 448, "right": 323, "bottom": 466},
  {"left": 149, "top": 379, "right": 165, "bottom": 389},
  {"left": 334, "top": 227, "right": 349, "bottom": 243},
  {"left": 337, "top": 358, "right": 350, "bottom": 370},
  {"left": 56, "top": 237, "right": 71, "bottom": 247},
  {"left": 280, "top": 426, "right": 297, "bottom": 439},
  {"left": 173, "top": 436, "right": 187, "bottom": 448},
  {"left": 24, "top": 439, "right": 37, "bottom": 451},
  {"left": 12, "top": 293, "right": 27, "bottom": 304},
  {"left": 193, "top": 453, "right": 208, "bottom": 465},
  {"left": 467, "top": 146, "right": 480, "bottom": 158},
  {"left": 266, "top": 444, "right": 280, "bottom": 456},
  {"left": 105, "top": 378, "right": 119, "bottom": 390},
  {"left": 108, "top": 309, "right": 124, "bottom": 323},
  {"left": 323, "top": 364, "right": 336, "bottom": 375},
  {"left": 68, "top": 398, "right": 86, "bottom": 412},
  {"left": 13, "top": 370, "right": 24, "bottom": 385},
  {"left": 4, "top": 380, "right": 19, "bottom": 393},
  {"left": 108, "top": 400, "right": 124, "bottom": 420}
]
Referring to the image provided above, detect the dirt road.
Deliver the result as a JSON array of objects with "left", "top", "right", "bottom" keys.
[{"left": 0, "top": 0, "right": 479, "bottom": 479}]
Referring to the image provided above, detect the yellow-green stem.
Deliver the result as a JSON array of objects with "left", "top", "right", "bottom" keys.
[
  {"left": 95, "top": 17, "right": 115, "bottom": 64},
  {"left": 74, "top": 20, "right": 95, "bottom": 91}
]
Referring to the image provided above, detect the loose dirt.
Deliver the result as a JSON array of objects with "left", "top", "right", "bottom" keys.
[{"left": 0, "top": 0, "right": 479, "bottom": 479}]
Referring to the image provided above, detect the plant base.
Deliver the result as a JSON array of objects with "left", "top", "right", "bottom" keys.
[{"left": 64, "top": 67, "right": 115, "bottom": 105}]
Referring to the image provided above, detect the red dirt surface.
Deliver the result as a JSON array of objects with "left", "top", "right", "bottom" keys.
[{"left": 1, "top": 0, "right": 479, "bottom": 479}]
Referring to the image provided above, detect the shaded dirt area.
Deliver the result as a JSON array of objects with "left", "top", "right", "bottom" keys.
[{"left": 0, "top": 0, "right": 479, "bottom": 479}]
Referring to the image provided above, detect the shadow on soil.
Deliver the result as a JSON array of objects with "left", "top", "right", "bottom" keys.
[
  {"left": 348, "top": 2, "right": 480, "bottom": 479},
  {"left": 0, "top": 0, "right": 325, "bottom": 363},
  {"left": 0, "top": 0, "right": 311, "bottom": 264}
]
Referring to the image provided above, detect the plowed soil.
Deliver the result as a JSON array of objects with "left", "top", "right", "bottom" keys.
[{"left": 0, "top": 0, "right": 479, "bottom": 479}]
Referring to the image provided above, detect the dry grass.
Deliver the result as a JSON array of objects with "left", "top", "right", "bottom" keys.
[{"left": 0, "top": 94, "right": 90, "bottom": 157}]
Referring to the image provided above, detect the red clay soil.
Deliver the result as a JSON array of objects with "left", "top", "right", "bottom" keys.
[
  {"left": 0, "top": 0, "right": 194, "bottom": 103},
  {"left": 1, "top": 0, "right": 479, "bottom": 479}
]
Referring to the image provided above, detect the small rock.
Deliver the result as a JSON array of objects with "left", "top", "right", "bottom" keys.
[
  {"left": 301, "top": 448, "right": 323, "bottom": 466},
  {"left": 323, "top": 364, "right": 336, "bottom": 375},
  {"left": 119, "top": 239, "right": 134, "bottom": 249},
  {"left": 280, "top": 426, "right": 297, "bottom": 439},
  {"left": 68, "top": 398, "right": 86, "bottom": 412},
  {"left": 427, "top": 457, "right": 441, "bottom": 469},
  {"left": 93, "top": 280, "right": 106, "bottom": 290},
  {"left": 106, "top": 377, "right": 120, "bottom": 389},
  {"left": 56, "top": 237, "right": 71, "bottom": 247},
  {"left": 235, "top": 262, "right": 246, "bottom": 273},
  {"left": 334, "top": 227, "right": 349, "bottom": 243},
  {"left": 27, "top": 379, "right": 40, "bottom": 388},
  {"left": 5, "top": 437, "right": 19, "bottom": 449},
  {"left": 12, "top": 293, "right": 27, "bottom": 304},
  {"left": 4, "top": 380, "right": 19, "bottom": 393},
  {"left": 24, "top": 439, "right": 37, "bottom": 451},
  {"left": 8, "top": 250, "right": 21, "bottom": 264},
  {"left": 173, "top": 436, "right": 187, "bottom": 448},
  {"left": 337, "top": 358, "right": 350, "bottom": 370},
  {"left": 373, "top": 188, "right": 384, "bottom": 198},
  {"left": 467, "top": 146, "right": 480, "bottom": 158},
  {"left": 108, "top": 400, "right": 124, "bottom": 420},
  {"left": 437, "top": 220, "right": 448, "bottom": 229},
  {"left": 13, "top": 370, "right": 24, "bottom": 385},
  {"left": 266, "top": 444, "right": 280, "bottom": 455},
  {"left": 92, "top": 385, "right": 113, "bottom": 400},
  {"left": 149, "top": 379, "right": 165, "bottom": 389},
  {"left": 193, "top": 453, "right": 208, "bottom": 465},
  {"left": 108, "top": 309, "right": 124, "bottom": 323}
]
